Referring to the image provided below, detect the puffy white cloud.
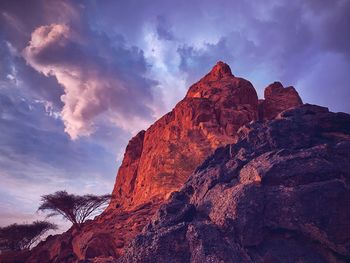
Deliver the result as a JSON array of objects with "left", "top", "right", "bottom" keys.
[{"left": 23, "top": 24, "right": 155, "bottom": 139}]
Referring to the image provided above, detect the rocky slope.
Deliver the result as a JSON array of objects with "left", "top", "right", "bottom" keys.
[
  {"left": 118, "top": 104, "right": 350, "bottom": 263},
  {"left": 21, "top": 62, "right": 305, "bottom": 262}
]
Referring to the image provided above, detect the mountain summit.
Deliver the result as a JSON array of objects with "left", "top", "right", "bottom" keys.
[
  {"left": 108, "top": 61, "right": 261, "bottom": 212},
  {"left": 206, "top": 61, "right": 233, "bottom": 80},
  {"left": 25, "top": 62, "right": 313, "bottom": 262}
]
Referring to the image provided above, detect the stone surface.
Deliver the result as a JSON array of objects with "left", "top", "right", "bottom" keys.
[
  {"left": 21, "top": 62, "right": 261, "bottom": 263},
  {"left": 259, "top": 81, "right": 303, "bottom": 120},
  {"left": 27, "top": 230, "right": 78, "bottom": 263},
  {"left": 108, "top": 61, "right": 259, "bottom": 211},
  {"left": 18, "top": 61, "right": 311, "bottom": 262},
  {"left": 26, "top": 200, "right": 161, "bottom": 262},
  {"left": 118, "top": 104, "right": 350, "bottom": 263}
]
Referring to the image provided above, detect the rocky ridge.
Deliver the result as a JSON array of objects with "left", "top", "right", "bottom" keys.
[
  {"left": 118, "top": 104, "right": 350, "bottom": 263},
  {"left": 22, "top": 62, "right": 305, "bottom": 262}
]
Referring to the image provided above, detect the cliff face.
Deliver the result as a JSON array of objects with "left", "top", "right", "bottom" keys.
[
  {"left": 25, "top": 62, "right": 305, "bottom": 262},
  {"left": 108, "top": 61, "right": 259, "bottom": 211},
  {"left": 118, "top": 104, "right": 350, "bottom": 263}
]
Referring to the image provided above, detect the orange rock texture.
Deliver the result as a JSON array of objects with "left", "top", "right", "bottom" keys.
[
  {"left": 258, "top": 81, "right": 303, "bottom": 120},
  {"left": 24, "top": 61, "right": 303, "bottom": 262},
  {"left": 108, "top": 61, "right": 259, "bottom": 211}
]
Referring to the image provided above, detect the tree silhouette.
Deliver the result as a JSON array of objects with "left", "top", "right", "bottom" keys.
[
  {"left": 0, "top": 221, "right": 57, "bottom": 252},
  {"left": 38, "top": 191, "right": 111, "bottom": 228}
]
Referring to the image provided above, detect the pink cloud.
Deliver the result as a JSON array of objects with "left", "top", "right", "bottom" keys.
[{"left": 23, "top": 24, "right": 154, "bottom": 139}]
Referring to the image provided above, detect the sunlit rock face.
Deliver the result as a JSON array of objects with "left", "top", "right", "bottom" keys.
[
  {"left": 24, "top": 62, "right": 306, "bottom": 262},
  {"left": 108, "top": 61, "right": 259, "bottom": 211},
  {"left": 258, "top": 81, "right": 303, "bottom": 120},
  {"left": 118, "top": 104, "right": 350, "bottom": 263}
]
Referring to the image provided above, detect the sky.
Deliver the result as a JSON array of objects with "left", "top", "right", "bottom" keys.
[{"left": 0, "top": 0, "right": 349, "bottom": 231}]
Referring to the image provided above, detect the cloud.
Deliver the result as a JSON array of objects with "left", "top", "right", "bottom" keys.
[
  {"left": 177, "top": 38, "right": 236, "bottom": 83},
  {"left": 296, "top": 52, "right": 350, "bottom": 113},
  {"left": 0, "top": 0, "right": 78, "bottom": 49},
  {"left": 0, "top": 89, "right": 127, "bottom": 228},
  {"left": 145, "top": 0, "right": 350, "bottom": 112},
  {"left": 23, "top": 23, "right": 155, "bottom": 139},
  {"left": 156, "top": 15, "right": 175, "bottom": 41},
  {"left": 311, "top": 0, "right": 350, "bottom": 59}
]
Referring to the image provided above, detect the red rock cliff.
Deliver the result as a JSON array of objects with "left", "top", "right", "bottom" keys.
[
  {"left": 108, "top": 61, "right": 259, "bottom": 211},
  {"left": 119, "top": 104, "right": 350, "bottom": 263},
  {"left": 25, "top": 61, "right": 304, "bottom": 262}
]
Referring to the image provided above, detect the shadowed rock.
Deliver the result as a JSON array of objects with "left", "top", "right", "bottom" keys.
[{"left": 118, "top": 104, "right": 350, "bottom": 263}]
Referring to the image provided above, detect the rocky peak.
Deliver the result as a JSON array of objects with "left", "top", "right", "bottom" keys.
[
  {"left": 109, "top": 62, "right": 259, "bottom": 211},
  {"left": 264, "top": 81, "right": 300, "bottom": 99},
  {"left": 264, "top": 81, "right": 284, "bottom": 93},
  {"left": 185, "top": 62, "right": 257, "bottom": 108},
  {"left": 207, "top": 61, "right": 233, "bottom": 80},
  {"left": 259, "top": 81, "right": 303, "bottom": 120},
  {"left": 23, "top": 62, "right": 309, "bottom": 262}
]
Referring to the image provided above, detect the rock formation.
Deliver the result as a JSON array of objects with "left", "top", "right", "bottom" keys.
[
  {"left": 118, "top": 104, "right": 350, "bottom": 263},
  {"left": 108, "top": 61, "right": 259, "bottom": 211},
  {"left": 258, "top": 81, "right": 303, "bottom": 120},
  {"left": 20, "top": 61, "right": 308, "bottom": 262}
]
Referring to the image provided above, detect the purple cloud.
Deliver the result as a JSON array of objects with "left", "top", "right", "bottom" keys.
[{"left": 23, "top": 23, "right": 155, "bottom": 139}]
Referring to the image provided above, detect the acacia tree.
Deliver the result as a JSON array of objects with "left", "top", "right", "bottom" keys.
[
  {"left": 38, "top": 191, "right": 111, "bottom": 229},
  {"left": 0, "top": 221, "right": 57, "bottom": 251}
]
